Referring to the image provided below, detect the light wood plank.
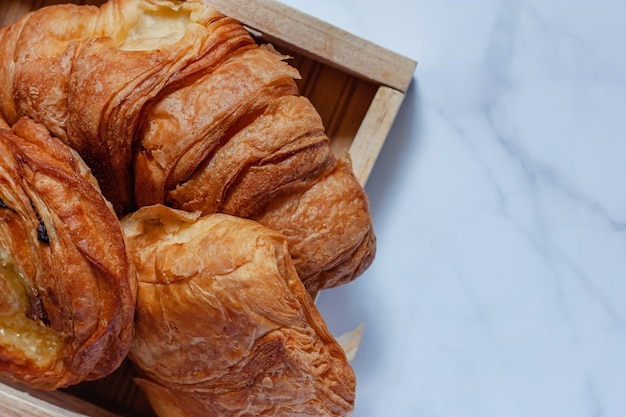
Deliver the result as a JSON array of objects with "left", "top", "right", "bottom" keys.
[
  {"left": 207, "top": 0, "right": 417, "bottom": 92},
  {"left": 329, "top": 79, "right": 378, "bottom": 159},
  {"left": 349, "top": 85, "right": 407, "bottom": 186},
  {"left": 0, "top": 381, "right": 121, "bottom": 417}
]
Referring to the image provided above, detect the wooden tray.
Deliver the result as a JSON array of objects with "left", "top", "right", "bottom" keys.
[{"left": 0, "top": 0, "right": 416, "bottom": 415}]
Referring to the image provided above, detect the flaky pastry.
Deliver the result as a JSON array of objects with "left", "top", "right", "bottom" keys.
[
  {"left": 0, "top": 117, "right": 136, "bottom": 390},
  {"left": 0, "top": 0, "right": 375, "bottom": 292},
  {"left": 122, "top": 205, "right": 356, "bottom": 417}
]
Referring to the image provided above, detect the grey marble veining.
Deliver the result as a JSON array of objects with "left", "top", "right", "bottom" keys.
[{"left": 280, "top": 1, "right": 626, "bottom": 416}]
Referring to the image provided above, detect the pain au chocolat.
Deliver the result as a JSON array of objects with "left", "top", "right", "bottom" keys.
[
  {"left": 0, "top": 117, "right": 136, "bottom": 390},
  {"left": 0, "top": 0, "right": 375, "bottom": 292},
  {"left": 122, "top": 205, "right": 356, "bottom": 417}
]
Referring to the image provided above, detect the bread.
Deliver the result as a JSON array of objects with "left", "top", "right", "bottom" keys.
[
  {"left": 122, "top": 205, "right": 356, "bottom": 417},
  {"left": 0, "top": 0, "right": 375, "bottom": 292},
  {"left": 0, "top": 117, "right": 136, "bottom": 390}
]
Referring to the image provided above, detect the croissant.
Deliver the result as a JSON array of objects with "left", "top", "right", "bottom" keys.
[
  {"left": 121, "top": 205, "right": 356, "bottom": 417},
  {"left": 0, "top": 0, "right": 375, "bottom": 292},
  {"left": 0, "top": 117, "right": 136, "bottom": 390}
]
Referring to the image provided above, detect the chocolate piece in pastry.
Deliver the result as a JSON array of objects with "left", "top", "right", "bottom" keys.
[
  {"left": 0, "top": 117, "right": 136, "bottom": 390},
  {"left": 122, "top": 205, "right": 356, "bottom": 417},
  {"left": 0, "top": 0, "right": 375, "bottom": 292}
]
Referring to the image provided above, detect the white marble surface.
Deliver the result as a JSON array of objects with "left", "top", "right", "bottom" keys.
[{"left": 279, "top": 1, "right": 626, "bottom": 416}]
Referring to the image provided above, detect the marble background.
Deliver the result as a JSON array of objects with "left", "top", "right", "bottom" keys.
[{"left": 279, "top": 1, "right": 626, "bottom": 416}]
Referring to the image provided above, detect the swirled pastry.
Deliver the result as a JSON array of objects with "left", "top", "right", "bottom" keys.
[
  {"left": 0, "top": 117, "right": 136, "bottom": 390},
  {"left": 122, "top": 205, "right": 356, "bottom": 417},
  {"left": 0, "top": 0, "right": 375, "bottom": 292}
]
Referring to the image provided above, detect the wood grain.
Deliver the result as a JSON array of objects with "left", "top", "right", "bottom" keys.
[
  {"left": 208, "top": 0, "right": 417, "bottom": 93},
  {"left": 350, "top": 86, "right": 408, "bottom": 185},
  {"left": 0, "top": 380, "right": 121, "bottom": 417}
]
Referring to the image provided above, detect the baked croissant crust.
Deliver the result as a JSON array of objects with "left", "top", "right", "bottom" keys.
[
  {"left": 0, "top": 117, "right": 136, "bottom": 390},
  {"left": 121, "top": 205, "right": 356, "bottom": 417},
  {"left": 0, "top": 0, "right": 375, "bottom": 292}
]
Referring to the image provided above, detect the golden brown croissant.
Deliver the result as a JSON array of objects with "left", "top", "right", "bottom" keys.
[
  {"left": 121, "top": 205, "right": 356, "bottom": 417},
  {"left": 0, "top": 117, "right": 136, "bottom": 390},
  {"left": 0, "top": 0, "right": 375, "bottom": 292}
]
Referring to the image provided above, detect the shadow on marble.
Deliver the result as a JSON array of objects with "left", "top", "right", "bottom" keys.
[
  {"left": 316, "top": 76, "right": 423, "bottom": 381},
  {"left": 366, "top": 77, "right": 423, "bottom": 222}
]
